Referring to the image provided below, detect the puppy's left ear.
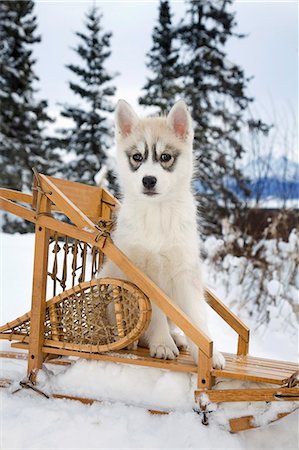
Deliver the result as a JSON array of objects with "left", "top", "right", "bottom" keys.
[{"left": 167, "top": 100, "right": 192, "bottom": 140}]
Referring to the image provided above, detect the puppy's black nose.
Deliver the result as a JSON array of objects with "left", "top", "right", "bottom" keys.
[{"left": 142, "top": 176, "right": 157, "bottom": 190}]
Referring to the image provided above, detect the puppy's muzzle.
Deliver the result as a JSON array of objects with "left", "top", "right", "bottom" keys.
[{"left": 142, "top": 176, "right": 157, "bottom": 189}]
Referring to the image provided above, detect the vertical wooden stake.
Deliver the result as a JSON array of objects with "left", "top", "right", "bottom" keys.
[
  {"left": 28, "top": 194, "right": 51, "bottom": 382},
  {"left": 237, "top": 335, "right": 249, "bottom": 356},
  {"left": 197, "top": 348, "right": 213, "bottom": 390},
  {"left": 196, "top": 348, "right": 213, "bottom": 420}
]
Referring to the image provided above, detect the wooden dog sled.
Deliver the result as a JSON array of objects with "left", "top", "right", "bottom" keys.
[{"left": 0, "top": 173, "right": 298, "bottom": 432}]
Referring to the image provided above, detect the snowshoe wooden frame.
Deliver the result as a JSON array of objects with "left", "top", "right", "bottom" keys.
[{"left": 1, "top": 173, "right": 298, "bottom": 432}]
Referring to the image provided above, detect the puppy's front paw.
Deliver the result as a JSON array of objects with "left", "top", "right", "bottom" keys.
[
  {"left": 212, "top": 350, "right": 225, "bottom": 369},
  {"left": 150, "top": 341, "right": 179, "bottom": 360}
]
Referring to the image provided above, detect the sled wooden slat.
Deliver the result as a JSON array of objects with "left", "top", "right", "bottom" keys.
[
  {"left": 37, "top": 346, "right": 198, "bottom": 373},
  {"left": 52, "top": 393, "right": 95, "bottom": 404},
  {"left": 52, "top": 394, "right": 170, "bottom": 415},
  {"left": 229, "top": 415, "right": 256, "bottom": 432},
  {"left": 0, "top": 188, "right": 32, "bottom": 205},
  {"left": 212, "top": 353, "right": 298, "bottom": 384},
  {"left": 1, "top": 347, "right": 195, "bottom": 373},
  {"left": 0, "top": 196, "right": 36, "bottom": 223},
  {"left": 224, "top": 354, "right": 298, "bottom": 373},
  {"left": 212, "top": 368, "right": 292, "bottom": 385},
  {"left": 229, "top": 411, "right": 294, "bottom": 433},
  {"left": 230, "top": 355, "right": 298, "bottom": 371},
  {"left": 195, "top": 387, "right": 299, "bottom": 403},
  {"left": 0, "top": 349, "right": 73, "bottom": 366},
  {"left": 218, "top": 362, "right": 297, "bottom": 380},
  {"left": 0, "top": 351, "right": 28, "bottom": 360}
]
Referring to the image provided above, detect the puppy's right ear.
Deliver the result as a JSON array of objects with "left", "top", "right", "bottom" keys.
[
  {"left": 115, "top": 100, "right": 139, "bottom": 137},
  {"left": 167, "top": 100, "right": 192, "bottom": 140}
]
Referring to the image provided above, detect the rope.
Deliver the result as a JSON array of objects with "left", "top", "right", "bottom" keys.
[
  {"left": 32, "top": 167, "right": 53, "bottom": 217},
  {"left": 32, "top": 167, "right": 52, "bottom": 197},
  {"left": 94, "top": 220, "right": 113, "bottom": 242},
  {"left": 282, "top": 370, "right": 299, "bottom": 388}
]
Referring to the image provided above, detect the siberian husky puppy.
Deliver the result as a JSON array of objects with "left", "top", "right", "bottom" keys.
[{"left": 99, "top": 99, "right": 225, "bottom": 369}]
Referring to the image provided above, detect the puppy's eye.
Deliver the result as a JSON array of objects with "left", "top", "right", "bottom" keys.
[
  {"left": 160, "top": 153, "right": 172, "bottom": 162},
  {"left": 132, "top": 153, "right": 143, "bottom": 162}
]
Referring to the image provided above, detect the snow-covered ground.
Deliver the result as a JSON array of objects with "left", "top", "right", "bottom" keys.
[{"left": 0, "top": 233, "right": 298, "bottom": 449}]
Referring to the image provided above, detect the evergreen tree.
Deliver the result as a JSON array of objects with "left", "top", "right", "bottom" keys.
[
  {"left": 58, "top": 6, "right": 118, "bottom": 193},
  {"left": 139, "top": 0, "right": 181, "bottom": 113},
  {"left": 177, "top": 0, "right": 269, "bottom": 234},
  {"left": 0, "top": 0, "right": 58, "bottom": 233}
]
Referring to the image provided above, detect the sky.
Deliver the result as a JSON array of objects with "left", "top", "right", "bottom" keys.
[{"left": 33, "top": 0, "right": 298, "bottom": 156}]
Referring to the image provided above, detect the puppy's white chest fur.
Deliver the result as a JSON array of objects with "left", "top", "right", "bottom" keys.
[{"left": 114, "top": 194, "right": 200, "bottom": 279}]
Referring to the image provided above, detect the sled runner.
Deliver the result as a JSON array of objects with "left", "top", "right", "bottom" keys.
[{"left": 0, "top": 172, "right": 298, "bottom": 432}]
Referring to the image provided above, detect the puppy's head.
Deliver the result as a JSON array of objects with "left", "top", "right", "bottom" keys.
[{"left": 115, "top": 100, "right": 194, "bottom": 200}]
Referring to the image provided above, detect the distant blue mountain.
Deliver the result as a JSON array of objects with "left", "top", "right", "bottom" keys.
[
  {"left": 193, "top": 156, "right": 299, "bottom": 200},
  {"left": 241, "top": 155, "right": 299, "bottom": 199},
  {"left": 248, "top": 178, "right": 299, "bottom": 199},
  {"left": 225, "top": 177, "right": 299, "bottom": 200}
]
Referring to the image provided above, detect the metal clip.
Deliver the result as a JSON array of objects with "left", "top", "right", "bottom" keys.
[{"left": 193, "top": 406, "right": 213, "bottom": 426}]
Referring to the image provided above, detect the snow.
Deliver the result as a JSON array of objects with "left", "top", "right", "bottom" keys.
[
  {"left": 203, "top": 229, "right": 299, "bottom": 341},
  {"left": 1, "top": 232, "right": 298, "bottom": 449},
  {"left": 246, "top": 197, "right": 299, "bottom": 209},
  {"left": 267, "top": 279, "right": 282, "bottom": 297}
]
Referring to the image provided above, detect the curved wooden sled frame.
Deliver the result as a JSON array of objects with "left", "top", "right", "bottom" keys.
[{"left": 1, "top": 173, "right": 298, "bottom": 432}]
